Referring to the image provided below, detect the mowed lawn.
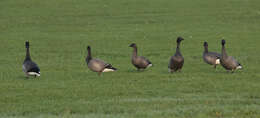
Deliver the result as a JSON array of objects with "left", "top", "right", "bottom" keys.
[{"left": 0, "top": 0, "right": 260, "bottom": 117}]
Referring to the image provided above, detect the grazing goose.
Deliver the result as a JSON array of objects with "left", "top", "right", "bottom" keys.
[
  {"left": 203, "top": 42, "right": 221, "bottom": 69},
  {"left": 22, "top": 41, "right": 40, "bottom": 78},
  {"left": 220, "top": 39, "right": 242, "bottom": 72},
  {"left": 86, "top": 46, "right": 117, "bottom": 75},
  {"left": 129, "top": 43, "right": 152, "bottom": 70},
  {"left": 168, "top": 37, "right": 184, "bottom": 73}
]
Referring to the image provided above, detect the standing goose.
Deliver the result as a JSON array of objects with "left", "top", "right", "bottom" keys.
[
  {"left": 86, "top": 46, "right": 117, "bottom": 75},
  {"left": 129, "top": 43, "right": 152, "bottom": 70},
  {"left": 220, "top": 39, "right": 242, "bottom": 72},
  {"left": 203, "top": 42, "right": 221, "bottom": 69},
  {"left": 168, "top": 37, "right": 184, "bottom": 73},
  {"left": 23, "top": 41, "right": 40, "bottom": 77}
]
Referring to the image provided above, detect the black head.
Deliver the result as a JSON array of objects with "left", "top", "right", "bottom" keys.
[
  {"left": 25, "top": 41, "right": 29, "bottom": 48},
  {"left": 87, "top": 46, "right": 91, "bottom": 50},
  {"left": 221, "top": 39, "right": 225, "bottom": 45},
  {"left": 129, "top": 43, "right": 136, "bottom": 47},
  {"left": 177, "top": 37, "right": 184, "bottom": 43},
  {"left": 204, "top": 42, "right": 208, "bottom": 47}
]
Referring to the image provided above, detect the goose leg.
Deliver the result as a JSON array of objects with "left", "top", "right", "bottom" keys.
[
  {"left": 178, "top": 69, "right": 182, "bottom": 72},
  {"left": 169, "top": 69, "right": 173, "bottom": 73},
  {"left": 170, "top": 68, "right": 177, "bottom": 73},
  {"left": 231, "top": 69, "right": 235, "bottom": 73},
  {"left": 214, "top": 65, "right": 216, "bottom": 69},
  {"left": 98, "top": 72, "right": 102, "bottom": 76},
  {"left": 26, "top": 73, "right": 29, "bottom": 79}
]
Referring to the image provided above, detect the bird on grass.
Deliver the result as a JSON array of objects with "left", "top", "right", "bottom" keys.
[
  {"left": 203, "top": 41, "right": 221, "bottom": 69},
  {"left": 220, "top": 39, "right": 242, "bottom": 72},
  {"left": 22, "top": 41, "right": 40, "bottom": 78},
  {"left": 129, "top": 43, "right": 152, "bottom": 71},
  {"left": 168, "top": 37, "right": 184, "bottom": 73},
  {"left": 86, "top": 46, "right": 117, "bottom": 76}
]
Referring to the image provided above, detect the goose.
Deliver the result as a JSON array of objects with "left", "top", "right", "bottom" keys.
[
  {"left": 129, "top": 43, "right": 152, "bottom": 70},
  {"left": 22, "top": 41, "right": 40, "bottom": 78},
  {"left": 86, "top": 46, "right": 117, "bottom": 75},
  {"left": 203, "top": 42, "right": 221, "bottom": 69},
  {"left": 220, "top": 39, "right": 242, "bottom": 72},
  {"left": 168, "top": 37, "right": 184, "bottom": 73}
]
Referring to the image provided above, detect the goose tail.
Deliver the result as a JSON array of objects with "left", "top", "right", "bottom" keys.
[
  {"left": 215, "top": 59, "right": 220, "bottom": 64},
  {"left": 28, "top": 72, "right": 40, "bottom": 76},
  {"left": 103, "top": 64, "right": 117, "bottom": 72},
  {"left": 146, "top": 59, "right": 152, "bottom": 68},
  {"left": 147, "top": 64, "right": 152, "bottom": 68},
  {"left": 236, "top": 63, "right": 242, "bottom": 69}
]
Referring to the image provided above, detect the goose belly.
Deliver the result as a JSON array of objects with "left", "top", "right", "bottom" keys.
[
  {"left": 88, "top": 62, "right": 103, "bottom": 72},
  {"left": 220, "top": 59, "right": 232, "bottom": 70}
]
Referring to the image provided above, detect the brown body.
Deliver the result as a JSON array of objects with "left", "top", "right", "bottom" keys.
[
  {"left": 22, "top": 41, "right": 40, "bottom": 78},
  {"left": 203, "top": 42, "right": 221, "bottom": 68},
  {"left": 168, "top": 37, "right": 184, "bottom": 73},
  {"left": 220, "top": 40, "right": 242, "bottom": 72},
  {"left": 86, "top": 46, "right": 117, "bottom": 75},
  {"left": 129, "top": 43, "right": 152, "bottom": 70}
]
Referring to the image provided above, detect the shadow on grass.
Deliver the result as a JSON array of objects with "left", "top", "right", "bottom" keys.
[
  {"left": 125, "top": 69, "right": 151, "bottom": 73},
  {"left": 16, "top": 75, "right": 39, "bottom": 80}
]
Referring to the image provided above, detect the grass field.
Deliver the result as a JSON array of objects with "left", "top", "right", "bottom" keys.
[{"left": 1, "top": 0, "right": 260, "bottom": 117}]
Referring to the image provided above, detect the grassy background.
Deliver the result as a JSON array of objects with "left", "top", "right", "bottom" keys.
[{"left": 0, "top": 0, "right": 260, "bottom": 117}]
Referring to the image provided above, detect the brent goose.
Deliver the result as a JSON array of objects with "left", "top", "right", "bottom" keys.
[
  {"left": 168, "top": 37, "right": 184, "bottom": 73},
  {"left": 203, "top": 42, "right": 221, "bottom": 69},
  {"left": 86, "top": 46, "right": 117, "bottom": 75},
  {"left": 129, "top": 43, "right": 152, "bottom": 70},
  {"left": 22, "top": 41, "right": 40, "bottom": 78},
  {"left": 220, "top": 39, "right": 242, "bottom": 72}
]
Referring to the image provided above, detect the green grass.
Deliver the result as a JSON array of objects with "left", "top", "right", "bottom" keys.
[{"left": 0, "top": 0, "right": 260, "bottom": 117}]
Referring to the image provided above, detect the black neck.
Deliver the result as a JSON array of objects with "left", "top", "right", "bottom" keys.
[
  {"left": 176, "top": 42, "right": 181, "bottom": 54},
  {"left": 132, "top": 47, "right": 137, "bottom": 58},
  {"left": 221, "top": 44, "right": 227, "bottom": 58},
  {"left": 25, "top": 47, "right": 31, "bottom": 60},
  {"left": 204, "top": 46, "right": 208, "bottom": 53},
  {"left": 86, "top": 48, "right": 92, "bottom": 64}
]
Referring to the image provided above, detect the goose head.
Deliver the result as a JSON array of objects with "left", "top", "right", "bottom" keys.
[
  {"left": 87, "top": 46, "right": 91, "bottom": 50},
  {"left": 221, "top": 39, "right": 226, "bottom": 46},
  {"left": 129, "top": 43, "right": 137, "bottom": 48},
  {"left": 177, "top": 37, "right": 184, "bottom": 43},
  {"left": 203, "top": 42, "right": 208, "bottom": 47},
  {"left": 25, "top": 40, "right": 29, "bottom": 48},
  {"left": 203, "top": 41, "right": 208, "bottom": 52}
]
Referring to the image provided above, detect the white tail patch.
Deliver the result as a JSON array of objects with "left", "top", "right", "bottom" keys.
[
  {"left": 215, "top": 59, "right": 220, "bottom": 64},
  {"left": 102, "top": 68, "right": 116, "bottom": 72},
  {"left": 147, "top": 64, "right": 152, "bottom": 68},
  {"left": 28, "top": 72, "right": 40, "bottom": 76},
  {"left": 236, "top": 66, "right": 242, "bottom": 69}
]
